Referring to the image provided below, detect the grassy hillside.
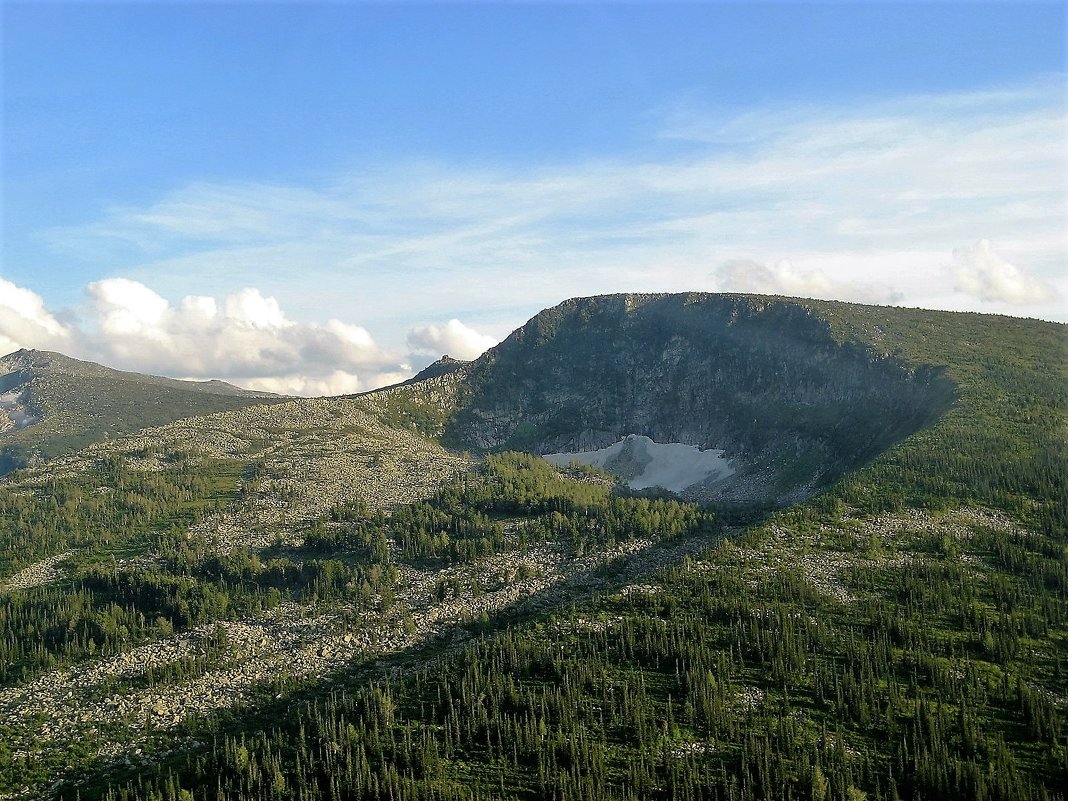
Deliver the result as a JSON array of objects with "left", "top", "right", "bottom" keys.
[
  {"left": 0, "top": 297, "right": 1063, "bottom": 801},
  {"left": 0, "top": 349, "right": 286, "bottom": 474},
  {"left": 804, "top": 302, "right": 1066, "bottom": 529}
]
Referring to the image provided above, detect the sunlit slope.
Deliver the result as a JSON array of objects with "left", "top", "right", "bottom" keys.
[
  {"left": 798, "top": 300, "right": 1067, "bottom": 529},
  {"left": 0, "top": 392, "right": 471, "bottom": 577},
  {"left": 0, "top": 349, "right": 287, "bottom": 474}
]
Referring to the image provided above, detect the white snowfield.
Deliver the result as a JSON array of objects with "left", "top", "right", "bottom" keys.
[
  {"left": 544, "top": 434, "right": 734, "bottom": 493},
  {"left": 0, "top": 389, "right": 39, "bottom": 432}
]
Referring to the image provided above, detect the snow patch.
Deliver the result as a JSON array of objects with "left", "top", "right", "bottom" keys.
[
  {"left": 545, "top": 435, "right": 734, "bottom": 493},
  {"left": 0, "top": 390, "right": 39, "bottom": 433}
]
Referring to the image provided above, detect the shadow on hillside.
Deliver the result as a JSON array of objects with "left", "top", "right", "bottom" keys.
[{"left": 58, "top": 504, "right": 774, "bottom": 799}]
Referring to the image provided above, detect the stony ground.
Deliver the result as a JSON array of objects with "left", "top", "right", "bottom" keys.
[
  {"left": 6, "top": 501, "right": 1012, "bottom": 779},
  {"left": 691, "top": 505, "right": 1020, "bottom": 605},
  {"left": 5, "top": 392, "right": 472, "bottom": 554},
  {"left": 0, "top": 377, "right": 1033, "bottom": 800},
  {"left": 0, "top": 550, "right": 77, "bottom": 592},
  {"left": 0, "top": 379, "right": 713, "bottom": 798},
  {"left": 0, "top": 490, "right": 1025, "bottom": 799},
  {"left": 0, "top": 521, "right": 730, "bottom": 767}
]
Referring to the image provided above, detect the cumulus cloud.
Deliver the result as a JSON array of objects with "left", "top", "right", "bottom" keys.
[
  {"left": 950, "top": 240, "right": 1057, "bottom": 305},
  {"left": 714, "top": 259, "right": 903, "bottom": 304},
  {"left": 407, "top": 319, "right": 498, "bottom": 361},
  {"left": 89, "top": 278, "right": 171, "bottom": 340},
  {"left": 241, "top": 369, "right": 405, "bottom": 398},
  {"left": 223, "top": 287, "right": 289, "bottom": 328},
  {"left": 180, "top": 294, "right": 218, "bottom": 320},
  {"left": 0, "top": 277, "right": 412, "bottom": 397},
  {"left": 0, "top": 278, "right": 73, "bottom": 355}
]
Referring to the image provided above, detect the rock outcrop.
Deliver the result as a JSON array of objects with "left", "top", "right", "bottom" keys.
[{"left": 441, "top": 293, "right": 955, "bottom": 503}]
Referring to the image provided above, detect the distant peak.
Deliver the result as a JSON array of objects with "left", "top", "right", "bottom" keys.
[
  {"left": 409, "top": 355, "right": 470, "bottom": 383},
  {"left": 1, "top": 348, "right": 54, "bottom": 371}
]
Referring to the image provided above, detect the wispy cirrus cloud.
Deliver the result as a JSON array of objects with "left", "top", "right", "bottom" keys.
[{"left": 34, "top": 76, "right": 1068, "bottom": 348}]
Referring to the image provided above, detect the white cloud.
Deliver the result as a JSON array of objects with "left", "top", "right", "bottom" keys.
[
  {"left": 223, "top": 287, "right": 290, "bottom": 329},
  {"left": 0, "top": 278, "right": 73, "bottom": 355},
  {"left": 716, "top": 259, "right": 831, "bottom": 298},
  {"left": 714, "top": 258, "right": 904, "bottom": 304},
  {"left": 0, "top": 277, "right": 412, "bottom": 397},
  {"left": 88, "top": 278, "right": 171, "bottom": 341},
  {"left": 950, "top": 239, "right": 1058, "bottom": 305},
  {"left": 325, "top": 319, "right": 376, "bottom": 350},
  {"left": 241, "top": 370, "right": 364, "bottom": 398},
  {"left": 23, "top": 76, "right": 1068, "bottom": 339},
  {"left": 218, "top": 366, "right": 415, "bottom": 398},
  {"left": 180, "top": 294, "right": 218, "bottom": 320},
  {"left": 407, "top": 319, "right": 498, "bottom": 361}
]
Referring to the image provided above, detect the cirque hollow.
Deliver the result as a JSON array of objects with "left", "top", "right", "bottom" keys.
[{"left": 439, "top": 293, "right": 956, "bottom": 503}]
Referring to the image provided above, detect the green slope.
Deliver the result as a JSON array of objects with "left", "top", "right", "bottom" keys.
[
  {"left": 0, "top": 296, "right": 1064, "bottom": 801},
  {"left": 0, "top": 349, "right": 287, "bottom": 473}
]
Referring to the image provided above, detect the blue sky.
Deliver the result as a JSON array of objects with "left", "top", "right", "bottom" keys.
[{"left": 2, "top": 2, "right": 1065, "bottom": 394}]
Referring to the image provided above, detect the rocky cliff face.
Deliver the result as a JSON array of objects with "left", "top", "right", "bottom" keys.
[{"left": 442, "top": 293, "right": 955, "bottom": 503}]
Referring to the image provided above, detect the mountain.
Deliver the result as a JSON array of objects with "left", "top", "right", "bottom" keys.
[
  {"left": 0, "top": 349, "right": 286, "bottom": 474},
  {"left": 441, "top": 293, "right": 956, "bottom": 504},
  {"left": 0, "top": 295, "right": 1064, "bottom": 801}
]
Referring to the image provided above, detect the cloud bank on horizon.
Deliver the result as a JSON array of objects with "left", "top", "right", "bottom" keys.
[
  {"left": 0, "top": 277, "right": 498, "bottom": 396},
  {"left": 2, "top": 5, "right": 1064, "bottom": 394},
  {"left": 1, "top": 232, "right": 1058, "bottom": 396}
]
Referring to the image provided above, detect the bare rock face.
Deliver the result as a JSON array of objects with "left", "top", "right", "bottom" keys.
[{"left": 442, "top": 293, "right": 955, "bottom": 504}]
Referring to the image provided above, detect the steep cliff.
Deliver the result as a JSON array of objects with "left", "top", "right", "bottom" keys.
[{"left": 443, "top": 293, "right": 955, "bottom": 503}]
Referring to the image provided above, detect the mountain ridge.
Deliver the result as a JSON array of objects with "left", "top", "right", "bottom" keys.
[
  {"left": 0, "top": 348, "right": 279, "bottom": 398},
  {"left": 0, "top": 292, "right": 1065, "bottom": 800},
  {"left": 0, "top": 348, "right": 287, "bottom": 474},
  {"left": 436, "top": 292, "right": 957, "bottom": 504}
]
